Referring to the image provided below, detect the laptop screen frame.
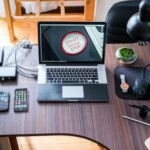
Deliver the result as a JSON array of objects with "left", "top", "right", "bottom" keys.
[{"left": 38, "top": 21, "right": 107, "bottom": 65}]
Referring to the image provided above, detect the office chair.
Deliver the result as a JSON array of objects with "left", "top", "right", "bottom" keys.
[{"left": 106, "top": 0, "right": 141, "bottom": 43}]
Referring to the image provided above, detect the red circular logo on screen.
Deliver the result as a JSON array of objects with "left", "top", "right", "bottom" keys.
[{"left": 61, "top": 32, "right": 88, "bottom": 56}]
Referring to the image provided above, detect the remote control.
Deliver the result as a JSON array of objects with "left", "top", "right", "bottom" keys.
[
  {"left": 0, "top": 91, "right": 10, "bottom": 112},
  {"left": 14, "top": 88, "right": 28, "bottom": 112}
]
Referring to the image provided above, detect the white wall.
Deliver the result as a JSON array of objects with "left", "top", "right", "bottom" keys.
[{"left": 95, "top": 0, "right": 129, "bottom": 21}]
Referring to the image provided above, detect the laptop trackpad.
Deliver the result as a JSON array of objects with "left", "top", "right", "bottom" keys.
[{"left": 62, "top": 86, "right": 84, "bottom": 98}]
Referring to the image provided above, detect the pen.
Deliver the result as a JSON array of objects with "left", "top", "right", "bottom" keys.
[{"left": 122, "top": 115, "right": 150, "bottom": 127}]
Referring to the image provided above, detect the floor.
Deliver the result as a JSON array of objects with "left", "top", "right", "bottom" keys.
[
  {"left": 0, "top": 19, "right": 108, "bottom": 150},
  {"left": 0, "top": 19, "right": 38, "bottom": 45},
  {"left": 17, "top": 136, "right": 106, "bottom": 150}
]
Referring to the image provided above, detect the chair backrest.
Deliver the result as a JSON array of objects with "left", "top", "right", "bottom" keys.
[{"left": 106, "top": 0, "right": 141, "bottom": 43}]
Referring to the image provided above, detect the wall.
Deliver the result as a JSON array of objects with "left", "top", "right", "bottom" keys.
[{"left": 95, "top": 0, "right": 129, "bottom": 21}]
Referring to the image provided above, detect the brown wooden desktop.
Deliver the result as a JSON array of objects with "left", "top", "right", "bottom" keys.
[{"left": 0, "top": 43, "right": 150, "bottom": 150}]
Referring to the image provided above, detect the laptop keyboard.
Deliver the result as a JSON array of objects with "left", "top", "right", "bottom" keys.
[{"left": 46, "top": 67, "right": 99, "bottom": 84}]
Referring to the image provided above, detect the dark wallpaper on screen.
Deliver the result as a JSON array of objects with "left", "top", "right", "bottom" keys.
[{"left": 40, "top": 25, "right": 104, "bottom": 62}]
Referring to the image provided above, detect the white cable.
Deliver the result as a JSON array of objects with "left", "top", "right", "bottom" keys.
[
  {"left": 4, "top": 37, "right": 30, "bottom": 66},
  {"left": 4, "top": 37, "right": 38, "bottom": 79},
  {"left": 17, "top": 64, "right": 38, "bottom": 72},
  {"left": 17, "top": 67, "right": 37, "bottom": 79}
]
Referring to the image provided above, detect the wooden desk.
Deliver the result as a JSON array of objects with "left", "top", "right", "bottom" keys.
[{"left": 0, "top": 43, "right": 150, "bottom": 150}]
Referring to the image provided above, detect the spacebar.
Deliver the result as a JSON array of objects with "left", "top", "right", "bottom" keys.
[{"left": 62, "top": 80, "right": 79, "bottom": 83}]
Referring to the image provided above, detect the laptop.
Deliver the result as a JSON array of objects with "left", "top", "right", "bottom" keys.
[{"left": 37, "top": 22, "right": 109, "bottom": 102}]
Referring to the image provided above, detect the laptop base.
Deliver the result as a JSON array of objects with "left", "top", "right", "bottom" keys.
[{"left": 37, "top": 84, "right": 109, "bottom": 102}]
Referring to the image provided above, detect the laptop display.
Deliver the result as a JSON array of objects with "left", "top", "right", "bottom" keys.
[{"left": 38, "top": 22, "right": 106, "bottom": 64}]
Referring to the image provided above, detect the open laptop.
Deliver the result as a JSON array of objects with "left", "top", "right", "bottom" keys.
[{"left": 37, "top": 22, "right": 109, "bottom": 102}]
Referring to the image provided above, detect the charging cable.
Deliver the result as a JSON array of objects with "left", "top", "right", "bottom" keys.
[{"left": 4, "top": 37, "right": 38, "bottom": 79}]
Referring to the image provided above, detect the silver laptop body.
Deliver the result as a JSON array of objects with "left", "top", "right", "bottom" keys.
[{"left": 37, "top": 22, "right": 109, "bottom": 102}]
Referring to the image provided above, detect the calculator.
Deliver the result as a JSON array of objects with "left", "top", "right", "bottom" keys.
[
  {"left": 14, "top": 88, "right": 28, "bottom": 112},
  {"left": 0, "top": 91, "right": 10, "bottom": 112}
]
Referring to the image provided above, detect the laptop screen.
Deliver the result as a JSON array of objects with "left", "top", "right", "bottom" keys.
[{"left": 38, "top": 22, "right": 106, "bottom": 64}]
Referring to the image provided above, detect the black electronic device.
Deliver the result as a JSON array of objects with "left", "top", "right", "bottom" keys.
[
  {"left": 132, "top": 78, "right": 148, "bottom": 98},
  {"left": 14, "top": 88, "right": 28, "bottom": 112},
  {"left": 0, "top": 48, "right": 4, "bottom": 66},
  {"left": 0, "top": 91, "right": 10, "bottom": 112},
  {"left": 132, "top": 68, "right": 149, "bottom": 98}
]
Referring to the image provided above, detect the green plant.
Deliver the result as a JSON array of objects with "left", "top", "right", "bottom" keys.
[{"left": 120, "top": 48, "right": 134, "bottom": 58}]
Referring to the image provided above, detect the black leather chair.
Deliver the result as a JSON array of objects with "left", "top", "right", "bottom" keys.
[{"left": 106, "top": 0, "right": 141, "bottom": 43}]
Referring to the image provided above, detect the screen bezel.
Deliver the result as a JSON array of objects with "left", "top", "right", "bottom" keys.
[{"left": 38, "top": 21, "right": 107, "bottom": 65}]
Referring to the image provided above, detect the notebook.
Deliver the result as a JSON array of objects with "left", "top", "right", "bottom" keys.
[{"left": 37, "top": 22, "right": 109, "bottom": 102}]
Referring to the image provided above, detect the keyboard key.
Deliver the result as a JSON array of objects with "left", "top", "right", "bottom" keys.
[{"left": 46, "top": 67, "right": 99, "bottom": 84}]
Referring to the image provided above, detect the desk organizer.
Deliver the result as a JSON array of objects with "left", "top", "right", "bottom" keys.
[{"left": 114, "top": 66, "right": 150, "bottom": 100}]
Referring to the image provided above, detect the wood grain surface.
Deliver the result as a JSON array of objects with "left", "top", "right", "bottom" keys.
[{"left": 0, "top": 43, "right": 150, "bottom": 150}]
